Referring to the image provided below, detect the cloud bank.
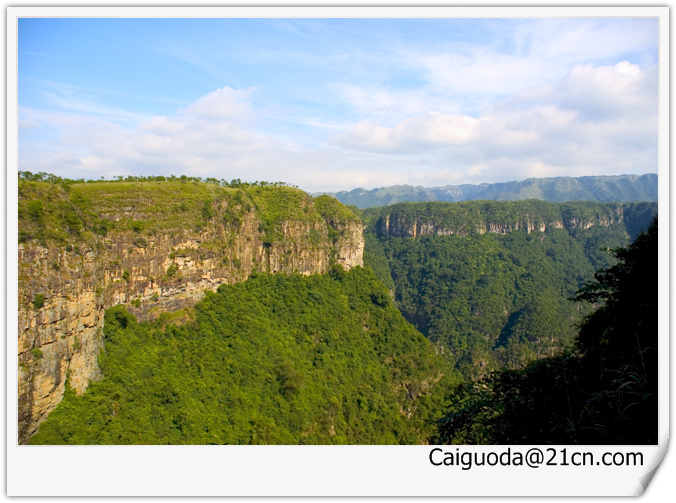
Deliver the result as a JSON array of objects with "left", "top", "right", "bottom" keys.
[{"left": 329, "top": 62, "right": 657, "bottom": 186}]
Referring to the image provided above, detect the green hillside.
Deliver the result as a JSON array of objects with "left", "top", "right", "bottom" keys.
[
  {"left": 18, "top": 176, "right": 336, "bottom": 247},
  {"left": 17, "top": 173, "right": 368, "bottom": 445},
  {"left": 362, "top": 200, "right": 656, "bottom": 379},
  {"left": 30, "top": 268, "right": 458, "bottom": 445},
  {"left": 436, "top": 219, "right": 658, "bottom": 444}
]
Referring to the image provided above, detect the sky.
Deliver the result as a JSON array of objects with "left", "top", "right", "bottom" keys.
[{"left": 17, "top": 16, "right": 659, "bottom": 192}]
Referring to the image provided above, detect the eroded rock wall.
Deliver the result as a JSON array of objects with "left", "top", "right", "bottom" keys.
[
  {"left": 374, "top": 202, "right": 627, "bottom": 239},
  {"left": 18, "top": 191, "right": 363, "bottom": 444}
]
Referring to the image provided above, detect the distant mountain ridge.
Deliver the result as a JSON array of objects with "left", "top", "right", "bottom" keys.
[{"left": 321, "top": 174, "right": 657, "bottom": 209}]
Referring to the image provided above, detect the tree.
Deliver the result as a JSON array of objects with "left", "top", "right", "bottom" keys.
[
  {"left": 436, "top": 217, "right": 658, "bottom": 444},
  {"left": 572, "top": 217, "right": 658, "bottom": 443}
]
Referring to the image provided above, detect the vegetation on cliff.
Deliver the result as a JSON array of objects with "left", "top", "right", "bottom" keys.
[
  {"left": 17, "top": 175, "right": 363, "bottom": 305},
  {"left": 19, "top": 173, "right": 658, "bottom": 446},
  {"left": 361, "top": 200, "right": 656, "bottom": 379},
  {"left": 18, "top": 173, "right": 352, "bottom": 249},
  {"left": 18, "top": 173, "right": 364, "bottom": 444},
  {"left": 435, "top": 218, "right": 658, "bottom": 444},
  {"left": 30, "top": 267, "right": 458, "bottom": 445}
]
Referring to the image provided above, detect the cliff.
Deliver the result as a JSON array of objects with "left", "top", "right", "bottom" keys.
[
  {"left": 367, "top": 200, "right": 654, "bottom": 240},
  {"left": 17, "top": 180, "right": 364, "bottom": 443}
]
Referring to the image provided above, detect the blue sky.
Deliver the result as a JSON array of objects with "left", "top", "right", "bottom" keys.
[{"left": 17, "top": 16, "right": 659, "bottom": 192}]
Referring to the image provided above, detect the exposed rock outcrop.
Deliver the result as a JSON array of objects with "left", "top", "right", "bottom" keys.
[
  {"left": 373, "top": 201, "right": 628, "bottom": 239},
  {"left": 18, "top": 183, "right": 363, "bottom": 443}
]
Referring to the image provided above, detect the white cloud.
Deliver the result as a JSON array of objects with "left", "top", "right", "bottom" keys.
[
  {"left": 44, "top": 91, "right": 145, "bottom": 122},
  {"left": 331, "top": 112, "right": 477, "bottom": 153},
  {"left": 328, "top": 83, "right": 451, "bottom": 121},
  {"left": 556, "top": 61, "right": 657, "bottom": 121},
  {"left": 327, "top": 61, "right": 657, "bottom": 186},
  {"left": 178, "top": 86, "right": 255, "bottom": 121},
  {"left": 414, "top": 50, "right": 548, "bottom": 102},
  {"left": 19, "top": 87, "right": 348, "bottom": 190},
  {"left": 17, "top": 57, "right": 658, "bottom": 193},
  {"left": 19, "top": 117, "right": 39, "bottom": 129},
  {"left": 137, "top": 116, "right": 186, "bottom": 135},
  {"left": 517, "top": 19, "right": 657, "bottom": 66},
  {"left": 399, "top": 19, "right": 657, "bottom": 115}
]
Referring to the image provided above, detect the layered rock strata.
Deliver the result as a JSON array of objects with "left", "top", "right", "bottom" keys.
[
  {"left": 18, "top": 185, "right": 363, "bottom": 443},
  {"left": 374, "top": 201, "right": 627, "bottom": 239}
]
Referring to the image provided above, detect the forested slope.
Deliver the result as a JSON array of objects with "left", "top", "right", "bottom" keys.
[
  {"left": 436, "top": 218, "right": 658, "bottom": 444},
  {"left": 20, "top": 173, "right": 658, "bottom": 446},
  {"left": 30, "top": 268, "right": 458, "bottom": 445},
  {"left": 18, "top": 174, "right": 364, "bottom": 443},
  {"left": 362, "top": 200, "right": 657, "bottom": 379}
]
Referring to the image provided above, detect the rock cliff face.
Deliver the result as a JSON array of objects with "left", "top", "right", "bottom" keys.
[
  {"left": 17, "top": 182, "right": 363, "bottom": 443},
  {"left": 373, "top": 201, "right": 628, "bottom": 239}
]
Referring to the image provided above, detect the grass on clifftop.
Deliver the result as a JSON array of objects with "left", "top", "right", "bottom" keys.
[
  {"left": 313, "top": 194, "right": 362, "bottom": 225},
  {"left": 18, "top": 176, "right": 361, "bottom": 247}
]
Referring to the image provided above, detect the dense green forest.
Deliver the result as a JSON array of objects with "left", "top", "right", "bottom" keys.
[
  {"left": 367, "top": 230, "right": 592, "bottom": 377},
  {"left": 30, "top": 267, "right": 458, "bottom": 445},
  {"left": 361, "top": 201, "right": 656, "bottom": 380},
  {"left": 436, "top": 218, "right": 658, "bottom": 444}
]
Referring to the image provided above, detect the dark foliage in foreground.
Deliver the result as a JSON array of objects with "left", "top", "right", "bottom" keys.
[{"left": 436, "top": 218, "right": 658, "bottom": 444}]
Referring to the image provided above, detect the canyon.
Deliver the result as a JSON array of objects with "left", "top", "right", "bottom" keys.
[{"left": 17, "top": 179, "right": 657, "bottom": 444}]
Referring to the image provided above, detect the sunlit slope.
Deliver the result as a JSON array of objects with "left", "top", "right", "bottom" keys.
[{"left": 30, "top": 268, "right": 458, "bottom": 445}]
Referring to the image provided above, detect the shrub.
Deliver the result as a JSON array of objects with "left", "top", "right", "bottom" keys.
[
  {"left": 32, "top": 294, "right": 45, "bottom": 309},
  {"left": 202, "top": 200, "right": 213, "bottom": 221},
  {"left": 27, "top": 200, "right": 44, "bottom": 223}
]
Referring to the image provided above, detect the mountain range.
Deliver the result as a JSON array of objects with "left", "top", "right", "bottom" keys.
[{"left": 320, "top": 174, "right": 657, "bottom": 209}]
